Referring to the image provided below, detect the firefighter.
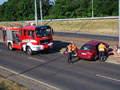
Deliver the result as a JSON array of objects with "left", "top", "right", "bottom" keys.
[
  {"left": 67, "top": 43, "right": 73, "bottom": 64},
  {"left": 71, "top": 41, "right": 76, "bottom": 52},
  {"left": 98, "top": 43, "right": 106, "bottom": 62}
]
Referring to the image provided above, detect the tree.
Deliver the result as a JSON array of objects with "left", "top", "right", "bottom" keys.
[
  {"left": 52, "top": 0, "right": 91, "bottom": 18},
  {"left": 0, "top": 0, "right": 52, "bottom": 21},
  {"left": 93, "top": 0, "right": 118, "bottom": 17},
  {"left": 0, "top": 0, "right": 119, "bottom": 21}
]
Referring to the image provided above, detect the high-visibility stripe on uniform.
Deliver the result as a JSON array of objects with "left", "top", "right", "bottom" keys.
[
  {"left": 72, "top": 43, "right": 75, "bottom": 51},
  {"left": 99, "top": 43, "right": 105, "bottom": 51},
  {"left": 68, "top": 45, "right": 72, "bottom": 52}
]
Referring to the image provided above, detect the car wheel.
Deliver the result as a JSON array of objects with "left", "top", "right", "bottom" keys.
[
  {"left": 8, "top": 43, "right": 13, "bottom": 51},
  {"left": 27, "top": 47, "right": 33, "bottom": 55}
]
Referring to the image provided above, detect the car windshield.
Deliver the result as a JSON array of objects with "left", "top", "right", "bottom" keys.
[
  {"left": 81, "top": 45, "right": 93, "bottom": 51},
  {"left": 35, "top": 26, "right": 51, "bottom": 37}
]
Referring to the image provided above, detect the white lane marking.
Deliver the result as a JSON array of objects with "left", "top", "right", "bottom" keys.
[
  {"left": 28, "top": 57, "right": 46, "bottom": 63},
  {"left": 0, "top": 65, "right": 61, "bottom": 90},
  {"left": 96, "top": 74, "right": 120, "bottom": 82},
  {"left": 0, "top": 66, "right": 18, "bottom": 74},
  {"left": 0, "top": 49, "right": 2, "bottom": 52}
]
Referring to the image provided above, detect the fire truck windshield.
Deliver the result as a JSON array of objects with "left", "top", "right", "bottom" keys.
[{"left": 35, "top": 27, "right": 51, "bottom": 37}]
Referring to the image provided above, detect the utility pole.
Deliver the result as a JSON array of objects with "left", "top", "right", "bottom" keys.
[
  {"left": 35, "top": 0, "right": 38, "bottom": 25},
  {"left": 92, "top": 0, "right": 94, "bottom": 18},
  {"left": 118, "top": 0, "right": 120, "bottom": 53},
  {"left": 40, "top": 0, "right": 43, "bottom": 25}
]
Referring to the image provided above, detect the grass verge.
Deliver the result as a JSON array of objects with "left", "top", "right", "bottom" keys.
[
  {"left": 46, "top": 19, "right": 118, "bottom": 35},
  {"left": 0, "top": 19, "right": 119, "bottom": 35},
  {"left": 0, "top": 75, "right": 29, "bottom": 90}
]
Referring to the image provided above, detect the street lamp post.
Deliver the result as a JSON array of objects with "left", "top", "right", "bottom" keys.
[
  {"left": 40, "top": 0, "right": 43, "bottom": 25},
  {"left": 92, "top": 0, "right": 94, "bottom": 18},
  {"left": 118, "top": 0, "right": 120, "bottom": 53},
  {"left": 35, "top": 0, "right": 38, "bottom": 25}
]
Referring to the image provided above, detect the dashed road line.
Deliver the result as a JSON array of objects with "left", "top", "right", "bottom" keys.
[
  {"left": 96, "top": 74, "right": 120, "bottom": 82},
  {"left": 0, "top": 65, "right": 61, "bottom": 90},
  {"left": 28, "top": 57, "right": 46, "bottom": 63}
]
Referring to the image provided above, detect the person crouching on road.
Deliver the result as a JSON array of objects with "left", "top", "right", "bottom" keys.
[
  {"left": 67, "top": 43, "right": 73, "bottom": 64},
  {"left": 98, "top": 43, "right": 106, "bottom": 62}
]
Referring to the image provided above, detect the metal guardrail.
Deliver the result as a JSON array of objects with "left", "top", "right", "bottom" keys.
[
  {"left": 0, "top": 16, "right": 119, "bottom": 23},
  {"left": 44, "top": 16, "right": 119, "bottom": 21}
]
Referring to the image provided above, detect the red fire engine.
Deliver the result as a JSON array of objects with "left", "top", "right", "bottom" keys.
[{"left": 2, "top": 24, "right": 53, "bottom": 55}]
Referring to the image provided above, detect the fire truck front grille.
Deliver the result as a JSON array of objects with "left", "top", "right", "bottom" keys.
[{"left": 40, "top": 39, "right": 50, "bottom": 44}]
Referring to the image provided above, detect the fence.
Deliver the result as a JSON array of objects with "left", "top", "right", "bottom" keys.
[{"left": 0, "top": 16, "right": 119, "bottom": 24}]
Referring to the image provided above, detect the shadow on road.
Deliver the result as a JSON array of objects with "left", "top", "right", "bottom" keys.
[
  {"left": 3, "top": 40, "right": 70, "bottom": 78},
  {"left": 0, "top": 40, "right": 70, "bottom": 55},
  {"left": 72, "top": 58, "right": 80, "bottom": 64},
  {"left": 53, "top": 40, "right": 70, "bottom": 52},
  {"left": 34, "top": 40, "right": 70, "bottom": 55}
]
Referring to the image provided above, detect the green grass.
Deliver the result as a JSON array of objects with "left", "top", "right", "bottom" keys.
[
  {"left": 0, "top": 76, "right": 29, "bottom": 90},
  {"left": 0, "top": 19, "right": 119, "bottom": 35},
  {"left": 45, "top": 19, "right": 118, "bottom": 35}
]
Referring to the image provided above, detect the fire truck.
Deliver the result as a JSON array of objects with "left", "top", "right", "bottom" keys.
[{"left": 2, "top": 24, "right": 53, "bottom": 55}]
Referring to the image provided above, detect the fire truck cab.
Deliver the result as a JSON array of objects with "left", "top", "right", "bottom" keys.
[{"left": 2, "top": 25, "right": 53, "bottom": 55}]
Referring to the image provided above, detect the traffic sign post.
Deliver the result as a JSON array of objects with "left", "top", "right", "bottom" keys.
[{"left": 118, "top": 0, "right": 120, "bottom": 53}]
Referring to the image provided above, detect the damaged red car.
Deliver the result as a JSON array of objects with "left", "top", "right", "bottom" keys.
[{"left": 77, "top": 40, "right": 109, "bottom": 60}]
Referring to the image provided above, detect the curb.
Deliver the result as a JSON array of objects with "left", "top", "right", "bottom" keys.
[{"left": 106, "top": 61, "right": 120, "bottom": 65}]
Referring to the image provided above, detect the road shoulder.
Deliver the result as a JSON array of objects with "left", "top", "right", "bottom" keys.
[{"left": 0, "top": 66, "right": 60, "bottom": 90}]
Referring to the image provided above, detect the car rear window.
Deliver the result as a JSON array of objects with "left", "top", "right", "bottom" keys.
[{"left": 81, "top": 45, "right": 93, "bottom": 51}]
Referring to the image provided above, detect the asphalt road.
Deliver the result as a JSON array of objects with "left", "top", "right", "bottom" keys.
[
  {"left": 54, "top": 32, "right": 118, "bottom": 41},
  {"left": 0, "top": 42, "right": 120, "bottom": 90}
]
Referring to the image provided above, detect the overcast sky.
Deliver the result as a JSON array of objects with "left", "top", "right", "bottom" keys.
[{"left": 0, "top": 0, "right": 8, "bottom": 5}]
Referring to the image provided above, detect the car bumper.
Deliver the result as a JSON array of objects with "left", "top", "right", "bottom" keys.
[{"left": 78, "top": 55, "right": 93, "bottom": 60}]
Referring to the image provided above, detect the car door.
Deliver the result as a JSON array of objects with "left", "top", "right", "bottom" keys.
[{"left": 93, "top": 45, "right": 99, "bottom": 59}]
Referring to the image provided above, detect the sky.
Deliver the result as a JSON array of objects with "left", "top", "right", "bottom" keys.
[
  {"left": 0, "top": 0, "right": 54, "bottom": 5},
  {"left": 0, "top": 0, "right": 8, "bottom": 5}
]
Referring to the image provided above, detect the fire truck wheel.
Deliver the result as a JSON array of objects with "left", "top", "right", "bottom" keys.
[
  {"left": 44, "top": 49, "right": 48, "bottom": 53},
  {"left": 8, "top": 43, "right": 13, "bottom": 51},
  {"left": 27, "top": 47, "right": 33, "bottom": 55}
]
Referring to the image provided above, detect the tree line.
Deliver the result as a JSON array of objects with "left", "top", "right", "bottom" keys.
[{"left": 0, "top": 0, "right": 118, "bottom": 21}]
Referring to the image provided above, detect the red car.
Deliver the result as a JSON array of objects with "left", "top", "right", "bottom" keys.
[{"left": 77, "top": 40, "right": 109, "bottom": 60}]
